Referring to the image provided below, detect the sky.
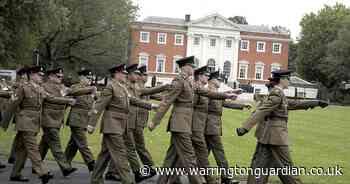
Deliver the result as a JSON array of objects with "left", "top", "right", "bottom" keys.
[{"left": 131, "top": 0, "right": 350, "bottom": 39}]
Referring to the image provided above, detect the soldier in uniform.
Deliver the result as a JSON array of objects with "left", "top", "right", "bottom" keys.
[
  {"left": 148, "top": 56, "right": 204, "bottom": 184},
  {"left": 236, "top": 70, "right": 328, "bottom": 184},
  {"left": 5, "top": 67, "right": 28, "bottom": 165},
  {"left": 65, "top": 68, "right": 97, "bottom": 172},
  {"left": 38, "top": 68, "right": 78, "bottom": 177},
  {"left": 205, "top": 71, "right": 250, "bottom": 184},
  {"left": 91, "top": 64, "right": 158, "bottom": 184},
  {"left": 9, "top": 66, "right": 72, "bottom": 183}
]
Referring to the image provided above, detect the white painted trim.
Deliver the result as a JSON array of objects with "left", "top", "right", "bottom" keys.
[
  {"left": 156, "top": 55, "right": 166, "bottom": 73},
  {"left": 240, "top": 40, "right": 249, "bottom": 51},
  {"left": 140, "top": 31, "right": 150, "bottom": 43},
  {"left": 240, "top": 35, "right": 291, "bottom": 42},
  {"left": 174, "top": 34, "right": 184, "bottom": 46},
  {"left": 272, "top": 43, "right": 282, "bottom": 54},
  {"left": 157, "top": 33, "right": 167, "bottom": 45},
  {"left": 256, "top": 41, "right": 266, "bottom": 52}
]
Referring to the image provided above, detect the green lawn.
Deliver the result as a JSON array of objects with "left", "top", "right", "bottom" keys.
[{"left": 0, "top": 106, "right": 348, "bottom": 184}]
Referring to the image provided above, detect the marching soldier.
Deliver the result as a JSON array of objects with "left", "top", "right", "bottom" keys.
[
  {"left": 205, "top": 71, "right": 250, "bottom": 184},
  {"left": 65, "top": 68, "right": 97, "bottom": 172},
  {"left": 38, "top": 68, "right": 78, "bottom": 177},
  {"left": 236, "top": 70, "right": 328, "bottom": 184},
  {"left": 91, "top": 64, "right": 158, "bottom": 184},
  {"left": 148, "top": 56, "right": 204, "bottom": 184},
  {"left": 4, "top": 67, "right": 28, "bottom": 165},
  {"left": 9, "top": 66, "right": 71, "bottom": 183}
]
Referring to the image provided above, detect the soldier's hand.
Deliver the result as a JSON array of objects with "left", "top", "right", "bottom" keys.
[
  {"left": 319, "top": 100, "right": 329, "bottom": 108},
  {"left": 236, "top": 127, "right": 248, "bottom": 136},
  {"left": 148, "top": 121, "right": 156, "bottom": 131},
  {"left": 68, "top": 99, "right": 77, "bottom": 106},
  {"left": 87, "top": 125, "right": 95, "bottom": 134},
  {"left": 244, "top": 103, "right": 252, "bottom": 110},
  {"left": 229, "top": 89, "right": 244, "bottom": 95},
  {"left": 151, "top": 103, "right": 159, "bottom": 110}
]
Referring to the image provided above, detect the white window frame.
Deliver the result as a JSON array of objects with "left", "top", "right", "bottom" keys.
[
  {"left": 156, "top": 55, "right": 166, "bottom": 73},
  {"left": 138, "top": 53, "right": 149, "bottom": 70},
  {"left": 140, "top": 31, "right": 150, "bottom": 43},
  {"left": 225, "top": 39, "right": 233, "bottom": 48},
  {"left": 240, "top": 40, "right": 249, "bottom": 51},
  {"left": 238, "top": 61, "right": 249, "bottom": 79},
  {"left": 174, "top": 34, "right": 184, "bottom": 46},
  {"left": 210, "top": 38, "right": 216, "bottom": 47},
  {"left": 157, "top": 33, "right": 167, "bottom": 45},
  {"left": 272, "top": 43, "right": 282, "bottom": 54},
  {"left": 256, "top": 41, "right": 266, "bottom": 52},
  {"left": 271, "top": 63, "right": 281, "bottom": 76},
  {"left": 173, "top": 55, "right": 183, "bottom": 73},
  {"left": 255, "top": 62, "right": 265, "bottom": 80},
  {"left": 193, "top": 37, "right": 201, "bottom": 46}
]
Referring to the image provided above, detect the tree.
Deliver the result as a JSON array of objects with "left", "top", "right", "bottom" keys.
[
  {"left": 228, "top": 16, "right": 248, "bottom": 25},
  {"left": 297, "top": 3, "right": 350, "bottom": 86},
  {"left": 288, "top": 41, "right": 298, "bottom": 71}
]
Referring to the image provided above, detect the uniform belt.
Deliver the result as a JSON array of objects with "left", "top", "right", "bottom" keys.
[
  {"left": 193, "top": 107, "right": 208, "bottom": 113},
  {"left": 174, "top": 102, "right": 193, "bottom": 108},
  {"left": 72, "top": 105, "right": 90, "bottom": 110},
  {"left": 21, "top": 107, "right": 41, "bottom": 111},
  {"left": 208, "top": 111, "right": 222, "bottom": 116},
  {"left": 106, "top": 106, "right": 129, "bottom": 114},
  {"left": 268, "top": 116, "right": 288, "bottom": 121},
  {"left": 43, "top": 104, "right": 65, "bottom": 111}
]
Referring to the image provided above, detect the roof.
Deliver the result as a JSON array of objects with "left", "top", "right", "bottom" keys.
[
  {"left": 140, "top": 15, "right": 290, "bottom": 35},
  {"left": 290, "top": 76, "right": 318, "bottom": 88}
]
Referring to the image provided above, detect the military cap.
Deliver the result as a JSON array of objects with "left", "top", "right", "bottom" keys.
[
  {"left": 138, "top": 65, "right": 148, "bottom": 75},
  {"left": 194, "top": 65, "right": 209, "bottom": 76},
  {"left": 109, "top": 64, "right": 127, "bottom": 74},
  {"left": 126, "top": 64, "right": 140, "bottom": 74},
  {"left": 46, "top": 68, "right": 63, "bottom": 76},
  {"left": 78, "top": 68, "right": 92, "bottom": 76},
  {"left": 27, "top": 66, "right": 45, "bottom": 76},
  {"left": 176, "top": 56, "right": 196, "bottom": 68},
  {"left": 271, "top": 70, "right": 292, "bottom": 79},
  {"left": 208, "top": 71, "right": 222, "bottom": 81},
  {"left": 16, "top": 67, "right": 27, "bottom": 76}
]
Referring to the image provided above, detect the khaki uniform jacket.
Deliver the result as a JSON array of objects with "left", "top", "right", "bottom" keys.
[
  {"left": 41, "top": 81, "right": 74, "bottom": 128},
  {"left": 96, "top": 79, "right": 153, "bottom": 135},
  {"left": 136, "top": 83, "right": 170, "bottom": 128},
  {"left": 205, "top": 85, "right": 246, "bottom": 136},
  {"left": 11, "top": 81, "right": 71, "bottom": 133},
  {"left": 152, "top": 73, "right": 194, "bottom": 133},
  {"left": 192, "top": 82, "right": 230, "bottom": 133},
  {"left": 67, "top": 82, "right": 95, "bottom": 128},
  {"left": 242, "top": 87, "right": 290, "bottom": 145}
]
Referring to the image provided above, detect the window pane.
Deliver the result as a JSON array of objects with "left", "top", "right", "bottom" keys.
[
  {"left": 223, "top": 61, "right": 231, "bottom": 76},
  {"left": 157, "top": 56, "right": 165, "bottom": 72},
  {"left": 194, "top": 37, "right": 200, "bottom": 45},
  {"left": 210, "top": 39, "right": 216, "bottom": 47},
  {"left": 226, "top": 40, "right": 232, "bottom": 48},
  {"left": 175, "top": 35, "right": 183, "bottom": 45},
  {"left": 207, "top": 59, "right": 216, "bottom": 72}
]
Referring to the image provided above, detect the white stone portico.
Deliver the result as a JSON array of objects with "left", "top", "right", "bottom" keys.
[{"left": 186, "top": 14, "right": 241, "bottom": 82}]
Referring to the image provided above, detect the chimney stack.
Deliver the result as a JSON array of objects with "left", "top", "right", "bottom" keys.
[{"left": 185, "top": 14, "right": 191, "bottom": 22}]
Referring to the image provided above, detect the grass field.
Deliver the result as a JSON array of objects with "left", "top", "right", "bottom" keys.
[{"left": 0, "top": 105, "right": 348, "bottom": 184}]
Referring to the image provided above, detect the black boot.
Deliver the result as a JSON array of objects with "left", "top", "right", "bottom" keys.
[
  {"left": 63, "top": 168, "right": 78, "bottom": 177},
  {"left": 105, "top": 172, "right": 121, "bottom": 181},
  {"left": 40, "top": 174, "right": 52, "bottom": 184},
  {"left": 10, "top": 176, "right": 29, "bottom": 182},
  {"left": 8, "top": 157, "right": 15, "bottom": 164},
  {"left": 0, "top": 162, "right": 6, "bottom": 169},
  {"left": 87, "top": 161, "right": 95, "bottom": 172}
]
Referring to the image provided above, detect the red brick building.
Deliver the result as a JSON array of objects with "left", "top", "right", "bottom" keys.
[{"left": 129, "top": 13, "right": 291, "bottom": 92}]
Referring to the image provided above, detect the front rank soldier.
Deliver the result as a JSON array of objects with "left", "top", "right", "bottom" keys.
[
  {"left": 65, "top": 68, "right": 97, "bottom": 172},
  {"left": 236, "top": 70, "right": 328, "bottom": 184},
  {"left": 39, "top": 68, "right": 78, "bottom": 177},
  {"left": 9, "top": 66, "right": 72, "bottom": 183},
  {"left": 91, "top": 64, "right": 158, "bottom": 184},
  {"left": 205, "top": 71, "right": 250, "bottom": 184},
  {"left": 148, "top": 56, "right": 203, "bottom": 184}
]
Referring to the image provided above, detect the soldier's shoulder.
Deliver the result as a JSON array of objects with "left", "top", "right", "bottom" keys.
[{"left": 269, "top": 87, "right": 283, "bottom": 97}]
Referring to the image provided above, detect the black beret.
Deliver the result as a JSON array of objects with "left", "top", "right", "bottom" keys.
[
  {"left": 109, "top": 64, "right": 127, "bottom": 74},
  {"left": 77, "top": 68, "right": 92, "bottom": 76},
  {"left": 271, "top": 70, "right": 292, "bottom": 79},
  {"left": 27, "top": 66, "right": 45, "bottom": 76},
  {"left": 176, "top": 56, "right": 196, "bottom": 68},
  {"left": 17, "top": 67, "right": 28, "bottom": 76},
  {"left": 126, "top": 64, "right": 140, "bottom": 74},
  {"left": 138, "top": 65, "right": 147, "bottom": 75},
  {"left": 194, "top": 65, "right": 209, "bottom": 76},
  {"left": 46, "top": 68, "right": 63, "bottom": 75},
  {"left": 208, "top": 71, "right": 222, "bottom": 81}
]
